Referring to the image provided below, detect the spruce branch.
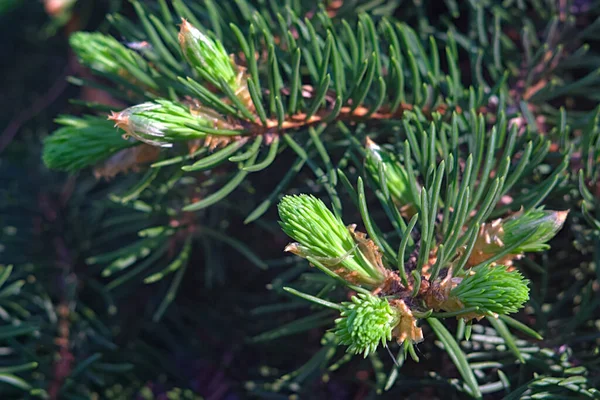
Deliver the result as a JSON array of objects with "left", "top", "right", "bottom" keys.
[
  {"left": 25, "top": 1, "right": 600, "bottom": 397},
  {"left": 52, "top": 11, "right": 489, "bottom": 158}
]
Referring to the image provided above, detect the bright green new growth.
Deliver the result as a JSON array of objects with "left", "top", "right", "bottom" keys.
[
  {"left": 502, "top": 209, "right": 569, "bottom": 253},
  {"left": 42, "top": 116, "right": 136, "bottom": 172},
  {"left": 69, "top": 31, "right": 158, "bottom": 90},
  {"left": 333, "top": 293, "right": 398, "bottom": 357},
  {"left": 364, "top": 139, "right": 419, "bottom": 209},
  {"left": 277, "top": 195, "right": 386, "bottom": 285},
  {"left": 109, "top": 100, "right": 231, "bottom": 147},
  {"left": 179, "top": 19, "right": 240, "bottom": 89},
  {"left": 451, "top": 265, "right": 530, "bottom": 315}
]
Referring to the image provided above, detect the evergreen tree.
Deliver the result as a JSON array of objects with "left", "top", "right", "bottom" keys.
[{"left": 2, "top": 0, "right": 600, "bottom": 398}]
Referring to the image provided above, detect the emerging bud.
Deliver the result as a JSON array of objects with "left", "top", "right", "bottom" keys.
[
  {"left": 364, "top": 138, "right": 419, "bottom": 217},
  {"left": 333, "top": 293, "right": 399, "bottom": 357},
  {"left": 108, "top": 100, "right": 232, "bottom": 148},
  {"left": 502, "top": 209, "right": 569, "bottom": 252},
  {"left": 179, "top": 19, "right": 239, "bottom": 87},
  {"left": 450, "top": 265, "right": 530, "bottom": 317},
  {"left": 278, "top": 195, "right": 387, "bottom": 286},
  {"left": 468, "top": 208, "right": 568, "bottom": 267},
  {"left": 70, "top": 32, "right": 158, "bottom": 90},
  {"left": 178, "top": 19, "right": 251, "bottom": 107}
]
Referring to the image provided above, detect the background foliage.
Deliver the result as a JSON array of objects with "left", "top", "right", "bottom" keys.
[{"left": 1, "top": 0, "right": 600, "bottom": 399}]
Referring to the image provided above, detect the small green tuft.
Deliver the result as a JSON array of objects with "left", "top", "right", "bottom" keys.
[
  {"left": 333, "top": 293, "right": 398, "bottom": 357},
  {"left": 70, "top": 32, "right": 158, "bottom": 90},
  {"left": 278, "top": 195, "right": 386, "bottom": 285},
  {"left": 451, "top": 265, "right": 530, "bottom": 315},
  {"left": 43, "top": 116, "right": 136, "bottom": 172}
]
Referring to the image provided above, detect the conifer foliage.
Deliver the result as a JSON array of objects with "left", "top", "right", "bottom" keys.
[{"left": 3, "top": 0, "right": 600, "bottom": 398}]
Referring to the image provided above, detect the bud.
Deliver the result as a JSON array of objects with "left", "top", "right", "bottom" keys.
[
  {"left": 179, "top": 19, "right": 242, "bottom": 89},
  {"left": 364, "top": 138, "right": 419, "bottom": 217},
  {"left": 70, "top": 32, "right": 158, "bottom": 90},
  {"left": 43, "top": 116, "right": 135, "bottom": 172},
  {"left": 468, "top": 208, "right": 568, "bottom": 267},
  {"left": 278, "top": 195, "right": 387, "bottom": 286},
  {"left": 502, "top": 209, "right": 569, "bottom": 252},
  {"left": 450, "top": 265, "right": 530, "bottom": 316},
  {"left": 333, "top": 293, "right": 398, "bottom": 357},
  {"left": 108, "top": 100, "right": 232, "bottom": 148}
]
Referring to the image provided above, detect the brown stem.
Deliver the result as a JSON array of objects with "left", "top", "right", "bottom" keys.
[
  {"left": 247, "top": 102, "right": 464, "bottom": 137},
  {"left": 42, "top": 180, "right": 77, "bottom": 400}
]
